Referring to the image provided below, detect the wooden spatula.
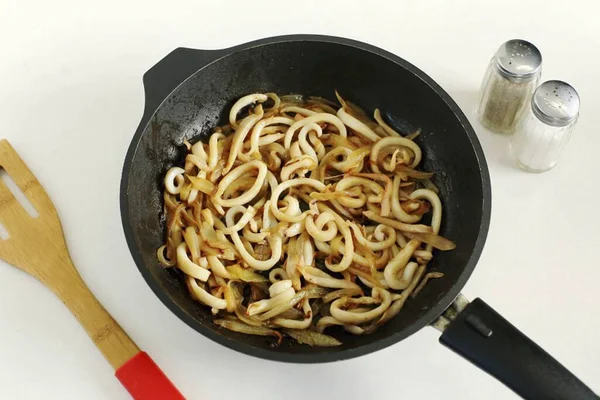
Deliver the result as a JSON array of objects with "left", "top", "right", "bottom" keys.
[{"left": 0, "top": 139, "right": 185, "bottom": 399}]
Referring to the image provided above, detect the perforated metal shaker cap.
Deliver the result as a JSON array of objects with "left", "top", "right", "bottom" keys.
[
  {"left": 531, "top": 80, "right": 580, "bottom": 127},
  {"left": 494, "top": 39, "right": 542, "bottom": 80}
]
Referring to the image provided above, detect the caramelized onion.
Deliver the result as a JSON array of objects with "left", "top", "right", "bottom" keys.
[{"left": 284, "top": 329, "right": 341, "bottom": 347}]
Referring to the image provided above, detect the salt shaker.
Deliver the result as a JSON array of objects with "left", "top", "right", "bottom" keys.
[
  {"left": 510, "top": 80, "right": 580, "bottom": 173},
  {"left": 477, "top": 39, "right": 542, "bottom": 134}
]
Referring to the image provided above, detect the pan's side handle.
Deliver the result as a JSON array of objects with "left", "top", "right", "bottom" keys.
[
  {"left": 140, "top": 47, "right": 224, "bottom": 128},
  {"left": 438, "top": 298, "right": 598, "bottom": 400}
]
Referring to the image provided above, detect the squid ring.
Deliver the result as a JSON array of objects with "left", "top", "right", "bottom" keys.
[
  {"left": 330, "top": 288, "right": 392, "bottom": 324},
  {"left": 284, "top": 113, "right": 347, "bottom": 148},
  {"left": 214, "top": 160, "right": 268, "bottom": 207}
]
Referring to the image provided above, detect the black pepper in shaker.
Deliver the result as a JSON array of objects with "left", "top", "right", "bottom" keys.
[{"left": 477, "top": 39, "right": 542, "bottom": 134}]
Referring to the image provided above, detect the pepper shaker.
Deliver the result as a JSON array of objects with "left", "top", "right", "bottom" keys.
[
  {"left": 477, "top": 39, "right": 542, "bottom": 134},
  {"left": 510, "top": 80, "right": 580, "bottom": 173}
]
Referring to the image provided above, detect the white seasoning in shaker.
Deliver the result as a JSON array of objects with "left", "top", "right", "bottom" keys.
[
  {"left": 510, "top": 80, "right": 580, "bottom": 173},
  {"left": 477, "top": 39, "right": 542, "bottom": 134}
]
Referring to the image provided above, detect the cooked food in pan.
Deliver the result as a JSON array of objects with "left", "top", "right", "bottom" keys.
[{"left": 158, "top": 92, "right": 455, "bottom": 346}]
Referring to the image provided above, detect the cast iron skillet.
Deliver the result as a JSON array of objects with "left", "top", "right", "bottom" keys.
[{"left": 120, "top": 35, "right": 598, "bottom": 399}]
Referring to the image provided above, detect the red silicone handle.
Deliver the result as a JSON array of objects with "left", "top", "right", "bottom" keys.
[{"left": 115, "top": 352, "right": 185, "bottom": 400}]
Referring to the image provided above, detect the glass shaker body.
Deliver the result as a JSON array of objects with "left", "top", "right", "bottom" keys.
[
  {"left": 477, "top": 39, "right": 542, "bottom": 134},
  {"left": 510, "top": 80, "right": 580, "bottom": 173}
]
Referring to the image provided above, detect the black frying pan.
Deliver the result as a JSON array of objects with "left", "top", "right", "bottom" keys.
[{"left": 120, "top": 35, "right": 598, "bottom": 399}]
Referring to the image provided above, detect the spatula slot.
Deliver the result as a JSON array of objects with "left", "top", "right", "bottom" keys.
[
  {"left": 0, "top": 168, "right": 39, "bottom": 218},
  {"left": 0, "top": 223, "right": 8, "bottom": 240}
]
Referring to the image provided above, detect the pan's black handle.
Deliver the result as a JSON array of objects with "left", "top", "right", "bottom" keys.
[
  {"left": 440, "top": 298, "right": 598, "bottom": 400},
  {"left": 139, "top": 47, "right": 224, "bottom": 128}
]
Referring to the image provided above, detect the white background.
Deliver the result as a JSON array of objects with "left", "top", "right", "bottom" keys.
[{"left": 1, "top": 0, "right": 599, "bottom": 399}]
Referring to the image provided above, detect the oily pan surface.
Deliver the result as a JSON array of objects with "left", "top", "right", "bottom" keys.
[{"left": 124, "top": 40, "right": 487, "bottom": 358}]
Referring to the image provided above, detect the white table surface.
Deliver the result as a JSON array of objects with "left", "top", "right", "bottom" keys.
[{"left": 1, "top": 0, "right": 599, "bottom": 399}]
